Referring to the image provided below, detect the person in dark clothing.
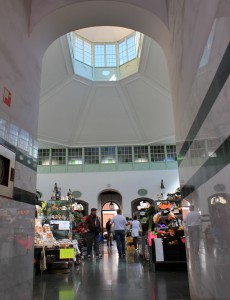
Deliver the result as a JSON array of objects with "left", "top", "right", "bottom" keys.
[
  {"left": 106, "top": 218, "right": 112, "bottom": 246},
  {"left": 84, "top": 208, "right": 102, "bottom": 259}
]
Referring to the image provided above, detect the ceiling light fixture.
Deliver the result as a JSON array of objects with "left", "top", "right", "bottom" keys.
[
  {"left": 109, "top": 202, "right": 114, "bottom": 210},
  {"left": 160, "top": 179, "right": 165, "bottom": 189}
]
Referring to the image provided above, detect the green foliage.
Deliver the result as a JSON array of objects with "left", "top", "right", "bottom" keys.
[
  {"left": 145, "top": 205, "right": 156, "bottom": 217},
  {"left": 73, "top": 211, "right": 84, "bottom": 225}
]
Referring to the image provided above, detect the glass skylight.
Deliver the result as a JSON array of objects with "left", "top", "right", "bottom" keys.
[{"left": 68, "top": 29, "right": 143, "bottom": 81}]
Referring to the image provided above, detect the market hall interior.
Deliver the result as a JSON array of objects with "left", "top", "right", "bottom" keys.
[
  {"left": 0, "top": 1, "right": 230, "bottom": 300},
  {"left": 33, "top": 246, "right": 190, "bottom": 300}
]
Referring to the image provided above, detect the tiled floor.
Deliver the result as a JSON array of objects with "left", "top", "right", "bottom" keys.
[{"left": 33, "top": 244, "right": 190, "bottom": 300}]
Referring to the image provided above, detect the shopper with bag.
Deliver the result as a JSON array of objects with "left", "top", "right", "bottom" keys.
[
  {"left": 110, "top": 209, "right": 127, "bottom": 257},
  {"left": 84, "top": 208, "right": 102, "bottom": 259},
  {"left": 131, "top": 215, "right": 142, "bottom": 252}
]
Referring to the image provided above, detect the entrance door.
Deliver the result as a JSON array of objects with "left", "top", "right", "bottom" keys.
[{"left": 101, "top": 202, "right": 119, "bottom": 235}]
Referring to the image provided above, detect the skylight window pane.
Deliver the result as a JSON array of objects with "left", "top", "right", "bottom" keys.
[
  {"left": 127, "top": 35, "right": 136, "bottom": 60},
  {"left": 127, "top": 36, "right": 135, "bottom": 46},
  {"left": 106, "top": 44, "right": 116, "bottom": 67},
  {"left": 84, "top": 41, "right": 92, "bottom": 65},
  {"left": 119, "top": 40, "right": 127, "bottom": 65},
  {"left": 128, "top": 49, "right": 136, "bottom": 59},
  {"left": 135, "top": 32, "right": 140, "bottom": 46},
  {"left": 95, "top": 44, "right": 105, "bottom": 67},
  {"left": 75, "top": 37, "right": 83, "bottom": 62},
  {"left": 70, "top": 30, "right": 142, "bottom": 80}
]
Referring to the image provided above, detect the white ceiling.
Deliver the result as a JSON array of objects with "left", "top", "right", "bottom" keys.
[
  {"left": 38, "top": 32, "right": 175, "bottom": 148},
  {"left": 76, "top": 26, "right": 134, "bottom": 42}
]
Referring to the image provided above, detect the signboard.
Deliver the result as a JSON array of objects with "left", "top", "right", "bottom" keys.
[
  {"left": 3, "top": 87, "right": 12, "bottom": 107},
  {"left": 50, "top": 220, "right": 70, "bottom": 230},
  {"left": 0, "top": 145, "right": 15, "bottom": 198},
  {"left": 59, "top": 248, "right": 75, "bottom": 259},
  {"left": 59, "top": 288, "right": 74, "bottom": 300},
  {"left": 154, "top": 238, "right": 164, "bottom": 262}
]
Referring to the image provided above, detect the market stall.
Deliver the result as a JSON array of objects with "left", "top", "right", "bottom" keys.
[
  {"left": 34, "top": 184, "right": 83, "bottom": 274},
  {"left": 34, "top": 219, "right": 77, "bottom": 274},
  {"left": 147, "top": 190, "right": 187, "bottom": 271}
]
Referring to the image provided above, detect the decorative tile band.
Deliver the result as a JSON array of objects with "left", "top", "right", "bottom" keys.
[
  {"left": 13, "top": 187, "right": 36, "bottom": 205},
  {"left": 0, "top": 137, "right": 37, "bottom": 171}
]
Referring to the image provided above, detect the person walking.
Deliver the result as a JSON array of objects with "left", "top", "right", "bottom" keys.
[
  {"left": 106, "top": 218, "right": 112, "bottom": 246},
  {"left": 131, "top": 215, "right": 141, "bottom": 252},
  {"left": 184, "top": 205, "right": 201, "bottom": 254},
  {"left": 110, "top": 209, "right": 127, "bottom": 257},
  {"left": 84, "top": 208, "right": 102, "bottom": 259}
]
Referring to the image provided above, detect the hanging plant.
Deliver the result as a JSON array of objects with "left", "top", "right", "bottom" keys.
[{"left": 146, "top": 205, "right": 156, "bottom": 232}]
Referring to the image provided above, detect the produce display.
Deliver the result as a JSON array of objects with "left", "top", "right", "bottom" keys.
[
  {"left": 153, "top": 188, "right": 183, "bottom": 229},
  {"left": 46, "top": 200, "right": 71, "bottom": 221},
  {"left": 34, "top": 218, "right": 73, "bottom": 248}
]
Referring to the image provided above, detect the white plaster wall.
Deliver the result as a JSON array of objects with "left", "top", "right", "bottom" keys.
[
  {"left": 0, "top": 2, "right": 40, "bottom": 299},
  {"left": 166, "top": 2, "right": 230, "bottom": 299},
  {"left": 36, "top": 169, "right": 180, "bottom": 217},
  {"left": 0, "top": 1, "right": 42, "bottom": 138},
  {"left": 167, "top": 0, "right": 220, "bottom": 133}
]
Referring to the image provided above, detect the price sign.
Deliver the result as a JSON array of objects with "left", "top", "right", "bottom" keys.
[{"left": 50, "top": 220, "right": 70, "bottom": 230}]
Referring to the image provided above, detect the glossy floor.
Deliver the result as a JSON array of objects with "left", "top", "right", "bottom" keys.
[{"left": 33, "top": 245, "right": 190, "bottom": 300}]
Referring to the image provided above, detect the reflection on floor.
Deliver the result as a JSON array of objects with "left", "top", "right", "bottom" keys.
[{"left": 33, "top": 244, "right": 190, "bottom": 300}]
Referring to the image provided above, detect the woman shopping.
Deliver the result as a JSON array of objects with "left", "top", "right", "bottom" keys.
[{"left": 131, "top": 216, "right": 142, "bottom": 252}]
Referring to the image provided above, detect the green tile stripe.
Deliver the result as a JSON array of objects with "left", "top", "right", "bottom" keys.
[
  {"left": 0, "top": 138, "right": 37, "bottom": 171},
  {"left": 13, "top": 187, "right": 35, "bottom": 205}
]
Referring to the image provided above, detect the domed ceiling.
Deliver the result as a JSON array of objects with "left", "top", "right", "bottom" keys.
[
  {"left": 38, "top": 29, "right": 175, "bottom": 147},
  {"left": 76, "top": 26, "right": 134, "bottom": 42}
]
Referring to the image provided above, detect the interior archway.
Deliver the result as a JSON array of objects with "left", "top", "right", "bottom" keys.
[
  {"left": 31, "top": 1, "right": 170, "bottom": 62},
  {"left": 71, "top": 198, "right": 89, "bottom": 216},
  {"left": 34, "top": 1, "right": 174, "bottom": 157},
  {"left": 98, "top": 190, "right": 122, "bottom": 234},
  {"left": 131, "top": 197, "right": 153, "bottom": 217}
]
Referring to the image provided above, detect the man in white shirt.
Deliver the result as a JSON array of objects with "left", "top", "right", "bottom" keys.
[
  {"left": 184, "top": 205, "right": 201, "bottom": 254},
  {"left": 110, "top": 209, "right": 127, "bottom": 257}
]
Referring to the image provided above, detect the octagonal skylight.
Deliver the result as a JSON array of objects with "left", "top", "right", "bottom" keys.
[{"left": 68, "top": 27, "right": 143, "bottom": 81}]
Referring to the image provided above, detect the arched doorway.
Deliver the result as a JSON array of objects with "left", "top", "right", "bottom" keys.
[
  {"left": 71, "top": 199, "right": 89, "bottom": 216},
  {"left": 98, "top": 190, "right": 122, "bottom": 234},
  {"left": 131, "top": 197, "right": 153, "bottom": 217}
]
